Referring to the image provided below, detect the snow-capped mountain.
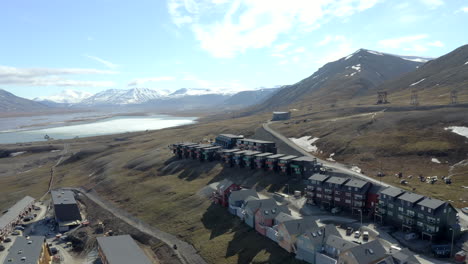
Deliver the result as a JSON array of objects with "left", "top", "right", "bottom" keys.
[
  {"left": 34, "top": 89, "right": 93, "bottom": 104},
  {"left": 79, "top": 88, "right": 170, "bottom": 105},
  {"left": 363, "top": 49, "right": 434, "bottom": 63},
  {"left": 168, "top": 88, "right": 238, "bottom": 97}
]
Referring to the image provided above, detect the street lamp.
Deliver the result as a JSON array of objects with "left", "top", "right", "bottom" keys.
[{"left": 449, "top": 227, "right": 455, "bottom": 258}]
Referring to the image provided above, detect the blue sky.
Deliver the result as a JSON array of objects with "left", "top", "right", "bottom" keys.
[{"left": 1, "top": 0, "right": 467, "bottom": 99}]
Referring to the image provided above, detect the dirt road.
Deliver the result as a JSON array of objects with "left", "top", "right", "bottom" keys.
[
  {"left": 262, "top": 121, "right": 390, "bottom": 188},
  {"left": 64, "top": 187, "right": 207, "bottom": 264}
]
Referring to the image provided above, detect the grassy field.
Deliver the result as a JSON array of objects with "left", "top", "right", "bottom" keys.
[{"left": 1, "top": 103, "right": 467, "bottom": 263}]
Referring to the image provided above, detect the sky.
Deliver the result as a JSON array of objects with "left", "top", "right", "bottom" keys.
[{"left": 1, "top": 0, "right": 467, "bottom": 99}]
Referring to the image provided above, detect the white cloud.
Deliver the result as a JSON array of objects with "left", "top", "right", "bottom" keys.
[
  {"left": 0, "top": 65, "right": 116, "bottom": 88},
  {"left": 460, "top": 7, "right": 468, "bottom": 13},
  {"left": 428, "top": 40, "right": 444, "bottom": 47},
  {"left": 84, "top": 55, "right": 119, "bottom": 69},
  {"left": 127, "top": 76, "right": 176, "bottom": 87},
  {"left": 378, "top": 34, "right": 428, "bottom": 49},
  {"left": 168, "top": 0, "right": 381, "bottom": 58},
  {"left": 419, "top": 0, "right": 444, "bottom": 9}
]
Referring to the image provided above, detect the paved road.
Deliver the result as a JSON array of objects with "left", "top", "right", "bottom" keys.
[
  {"left": 262, "top": 121, "right": 390, "bottom": 188},
  {"left": 65, "top": 187, "right": 207, "bottom": 264}
]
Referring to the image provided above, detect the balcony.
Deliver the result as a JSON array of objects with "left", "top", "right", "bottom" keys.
[
  {"left": 354, "top": 195, "right": 364, "bottom": 200},
  {"left": 307, "top": 186, "right": 315, "bottom": 191},
  {"left": 324, "top": 189, "right": 333, "bottom": 194}
]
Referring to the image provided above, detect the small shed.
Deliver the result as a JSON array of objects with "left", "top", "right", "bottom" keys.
[{"left": 272, "top": 111, "right": 291, "bottom": 121}]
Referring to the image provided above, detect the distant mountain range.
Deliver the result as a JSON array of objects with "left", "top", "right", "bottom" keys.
[
  {"left": 0, "top": 89, "right": 49, "bottom": 113},
  {"left": 34, "top": 89, "right": 93, "bottom": 105}
]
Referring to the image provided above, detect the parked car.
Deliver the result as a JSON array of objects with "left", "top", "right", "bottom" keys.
[
  {"left": 354, "top": 231, "right": 361, "bottom": 238},
  {"left": 33, "top": 206, "right": 41, "bottom": 211},
  {"left": 363, "top": 231, "right": 369, "bottom": 241},
  {"left": 50, "top": 247, "right": 59, "bottom": 255},
  {"left": 346, "top": 227, "right": 354, "bottom": 236},
  {"left": 3, "top": 238, "right": 12, "bottom": 243},
  {"left": 0, "top": 245, "right": 5, "bottom": 251},
  {"left": 23, "top": 216, "right": 32, "bottom": 222},
  {"left": 331, "top": 207, "right": 341, "bottom": 214},
  {"left": 12, "top": 230, "right": 21, "bottom": 236},
  {"left": 14, "top": 226, "right": 25, "bottom": 231},
  {"left": 404, "top": 233, "right": 418, "bottom": 241}
]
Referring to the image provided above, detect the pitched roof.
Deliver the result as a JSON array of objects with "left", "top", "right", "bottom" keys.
[
  {"left": 398, "top": 192, "right": 425, "bottom": 204},
  {"left": 218, "top": 134, "right": 244, "bottom": 139},
  {"left": 244, "top": 198, "right": 275, "bottom": 212},
  {"left": 326, "top": 235, "right": 356, "bottom": 251},
  {"left": 326, "top": 177, "right": 349, "bottom": 185},
  {"left": 267, "top": 154, "right": 286, "bottom": 159},
  {"left": 308, "top": 173, "right": 330, "bottom": 182},
  {"left": 390, "top": 248, "right": 421, "bottom": 264},
  {"left": 217, "top": 179, "right": 235, "bottom": 193},
  {"left": 417, "top": 197, "right": 446, "bottom": 210},
  {"left": 228, "top": 189, "right": 259, "bottom": 205},
  {"left": 240, "top": 138, "right": 275, "bottom": 144},
  {"left": 0, "top": 196, "right": 34, "bottom": 231},
  {"left": 345, "top": 179, "right": 369, "bottom": 189},
  {"left": 343, "top": 239, "right": 387, "bottom": 264},
  {"left": 275, "top": 212, "right": 296, "bottom": 223},
  {"left": 221, "top": 148, "right": 240, "bottom": 153},
  {"left": 293, "top": 156, "right": 317, "bottom": 162},
  {"left": 242, "top": 150, "right": 262, "bottom": 156},
  {"left": 278, "top": 155, "right": 298, "bottom": 161},
  {"left": 379, "top": 187, "right": 405, "bottom": 198},
  {"left": 257, "top": 203, "right": 290, "bottom": 220},
  {"left": 97, "top": 235, "right": 152, "bottom": 264},
  {"left": 281, "top": 217, "right": 319, "bottom": 236},
  {"left": 254, "top": 152, "right": 274, "bottom": 158},
  {"left": 51, "top": 190, "right": 77, "bottom": 205},
  {"left": 299, "top": 224, "right": 341, "bottom": 246}
]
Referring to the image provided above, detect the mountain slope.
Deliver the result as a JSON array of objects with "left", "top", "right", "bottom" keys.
[
  {"left": 222, "top": 88, "right": 281, "bottom": 108},
  {"left": 34, "top": 89, "right": 93, "bottom": 104},
  {"left": 79, "top": 88, "right": 169, "bottom": 106},
  {"left": 0, "top": 89, "right": 49, "bottom": 112},
  {"left": 375, "top": 44, "right": 468, "bottom": 105},
  {"left": 246, "top": 49, "right": 424, "bottom": 113}
]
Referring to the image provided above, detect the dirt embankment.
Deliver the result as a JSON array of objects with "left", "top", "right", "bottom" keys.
[{"left": 72, "top": 192, "right": 181, "bottom": 264}]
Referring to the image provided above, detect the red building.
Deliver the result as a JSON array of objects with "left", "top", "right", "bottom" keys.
[{"left": 212, "top": 179, "right": 240, "bottom": 207}]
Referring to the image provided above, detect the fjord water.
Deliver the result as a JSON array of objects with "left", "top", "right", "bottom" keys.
[{"left": 0, "top": 115, "right": 197, "bottom": 144}]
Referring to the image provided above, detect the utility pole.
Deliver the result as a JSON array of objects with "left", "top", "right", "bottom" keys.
[
  {"left": 450, "top": 90, "right": 458, "bottom": 104},
  {"left": 410, "top": 90, "right": 419, "bottom": 106}
]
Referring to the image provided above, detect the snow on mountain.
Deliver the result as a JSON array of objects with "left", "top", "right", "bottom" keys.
[
  {"left": 34, "top": 89, "right": 93, "bottom": 104},
  {"left": 168, "top": 88, "right": 238, "bottom": 97},
  {"left": 80, "top": 88, "right": 169, "bottom": 105}
]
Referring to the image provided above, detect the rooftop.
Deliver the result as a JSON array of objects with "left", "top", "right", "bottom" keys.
[
  {"left": 308, "top": 173, "right": 330, "bottom": 182},
  {"left": 194, "top": 144, "right": 213, "bottom": 149},
  {"left": 417, "top": 197, "right": 446, "bottom": 210},
  {"left": 218, "top": 134, "right": 244, "bottom": 139},
  {"left": 292, "top": 156, "right": 317, "bottom": 162},
  {"left": 180, "top": 142, "right": 197, "bottom": 147},
  {"left": 300, "top": 224, "right": 340, "bottom": 245},
  {"left": 0, "top": 196, "right": 34, "bottom": 230},
  {"left": 51, "top": 190, "right": 77, "bottom": 205},
  {"left": 326, "top": 235, "right": 356, "bottom": 251},
  {"left": 254, "top": 152, "right": 274, "bottom": 158},
  {"left": 398, "top": 192, "right": 425, "bottom": 204},
  {"left": 273, "top": 111, "right": 290, "bottom": 114},
  {"left": 326, "top": 177, "right": 349, "bottom": 185},
  {"left": 275, "top": 212, "right": 296, "bottom": 223},
  {"left": 229, "top": 189, "right": 259, "bottom": 204},
  {"left": 243, "top": 150, "right": 262, "bottom": 156},
  {"left": 344, "top": 239, "right": 387, "bottom": 264},
  {"left": 344, "top": 179, "right": 368, "bottom": 189},
  {"left": 97, "top": 235, "right": 152, "bottom": 264},
  {"left": 239, "top": 138, "right": 275, "bottom": 144},
  {"left": 3, "top": 236, "right": 45, "bottom": 264},
  {"left": 217, "top": 179, "right": 235, "bottom": 193},
  {"left": 221, "top": 148, "right": 240, "bottom": 153},
  {"left": 202, "top": 146, "right": 222, "bottom": 151},
  {"left": 390, "top": 248, "right": 421, "bottom": 264},
  {"left": 379, "top": 187, "right": 405, "bottom": 198},
  {"left": 281, "top": 217, "right": 318, "bottom": 235},
  {"left": 278, "top": 155, "right": 298, "bottom": 161},
  {"left": 267, "top": 154, "right": 286, "bottom": 159}
]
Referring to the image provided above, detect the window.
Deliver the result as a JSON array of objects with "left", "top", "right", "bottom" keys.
[
  {"left": 383, "top": 194, "right": 386, "bottom": 199},
  {"left": 388, "top": 211, "right": 393, "bottom": 216},
  {"left": 345, "top": 193, "right": 351, "bottom": 197},
  {"left": 316, "top": 194, "right": 322, "bottom": 198},
  {"left": 388, "top": 204, "right": 394, "bottom": 209},
  {"left": 398, "top": 207, "right": 403, "bottom": 212},
  {"left": 417, "top": 221, "right": 423, "bottom": 227},
  {"left": 345, "top": 199, "right": 351, "bottom": 204},
  {"left": 335, "top": 191, "right": 341, "bottom": 195},
  {"left": 348, "top": 187, "right": 351, "bottom": 191},
  {"left": 418, "top": 213, "right": 424, "bottom": 218},
  {"left": 398, "top": 214, "right": 403, "bottom": 220},
  {"left": 421, "top": 206, "right": 425, "bottom": 211},
  {"left": 335, "top": 197, "right": 340, "bottom": 202},
  {"left": 428, "top": 208, "right": 432, "bottom": 213},
  {"left": 355, "top": 187, "right": 358, "bottom": 191}
]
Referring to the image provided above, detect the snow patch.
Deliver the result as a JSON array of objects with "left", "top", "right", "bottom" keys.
[
  {"left": 410, "top": 78, "right": 426, "bottom": 86},
  {"left": 10, "top": 151, "right": 26, "bottom": 157},
  {"left": 289, "top": 136, "right": 319, "bottom": 153},
  {"left": 367, "top": 50, "right": 383, "bottom": 56},
  {"left": 51, "top": 150, "right": 61, "bottom": 153},
  {"left": 445, "top": 126, "right": 468, "bottom": 139},
  {"left": 465, "top": 61, "right": 468, "bottom": 65},
  {"left": 344, "top": 54, "right": 353, "bottom": 60},
  {"left": 351, "top": 166, "right": 362, "bottom": 173},
  {"left": 327, "top": 153, "right": 335, "bottom": 162},
  {"left": 351, "top": 64, "right": 361, "bottom": 72},
  {"left": 431, "top": 158, "right": 441, "bottom": 164},
  {"left": 349, "top": 72, "right": 357, "bottom": 77}
]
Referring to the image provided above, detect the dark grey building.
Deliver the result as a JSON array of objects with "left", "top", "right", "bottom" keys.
[
  {"left": 236, "top": 138, "right": 277, "bottom": 153},
  {"left": 97, "top": 235, "right": 152, "bottom": 264},
  {"left": 214, "top": 134, "right": 244, "bottom": 149},
  {"left": 3, "top": 236, "right": 51, "bottom": 264},
  {"left": 51, "top": 189, "right": 82, "bottom": 231},
  {"left": 272, "top": 111, "right": 291, "bottom": 121}
]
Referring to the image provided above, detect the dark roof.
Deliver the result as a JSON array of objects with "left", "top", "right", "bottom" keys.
[
  {"left": 244, "top": 198, "right": 276, "bottom": 213},
  {"left": 379, "top": 187, "right": 405, "bottom": 198},
  {"left": 0, "top": 196, "right": 34, "bottom": 230},
  {"left": 203, "top": 146, "right": 222, "bottom": 151},
  {"left": 308, "top": 174, "right": 330, "bottom": 182},
  {"left": 390, "top": 248, "right": 421, "bottom": 264},
  {"left": 369, "top": 185, "right": 384, "bottom": 194},
  {"left": 345, "top": 179, "right": 368, "bottom": 189},
  {"left": 229, "top": 189, "right": 259, "bottom": 205},
  {"left": 293, "top": 156, "right": 316, "bottom": 162},
  {"left": 267, "top": 154, "right": 286, "bottom": 159},
  {"left": 281, "top": 217, "right": 318, "bottom": 235},
  {"left": 254, "top": 152, "right": 274, "bottom": 158},
  {"left": 398, "top": 192, "right": 425, "bottom": 204},
  {"left": 326, "top": 235, "right": 356, "bottom": 251},
  {"left": 194, "top": 144, "right": 213, "bottom": 149},
  {"left": 326, "top": 177, "right": 349, "bottom": 185},
  {"left": 218, "top": 134, "right": 244, "bottom": 139},
  {"left": 180, "top": 142, "right": 197, "bottom": 147},
  {"left": 4, "top": 236, "right": 45, "bottom": 264},
  {"left": 279, "top": 155, "right": 298, "bottom": 161},
  {"left": 417, "top": 198, "right": 446, "bottom": 210},
  {"left": 233, "top": 150, "right": 249, "bottom": 155},
  {"left": 51, "top": 190, "right": 77, "bottom": 205},
  {"left": 97, "top": 235, "right": 152, "bottom": 264},
  {"left": 275, "top": 212, "right": 296, "bottom": 223},
  {"left": 273, "top": 111, "right": 290, "bottom": 114},
  {"left": 344, "top": 239, "right": 387, "bottom": 264},
  {"left": 300, "top": 224, "right": 341, "bottom": 246},
  {"left": 258, "top": 204, "right": 290, "bottom": 219}
]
